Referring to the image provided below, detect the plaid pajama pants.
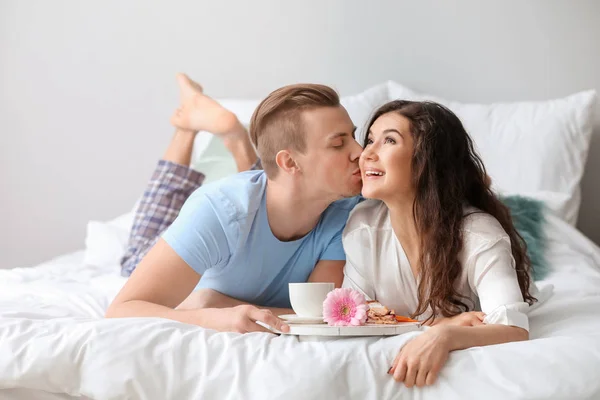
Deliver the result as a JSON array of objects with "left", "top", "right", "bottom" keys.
[{"left": 120, "top": 159, "right": 261, "bottom": 277}]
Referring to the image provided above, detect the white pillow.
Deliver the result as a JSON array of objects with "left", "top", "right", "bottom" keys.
[
  {"left": 191, "top": 83, "right": 390, "bottom": 183},
  {"left": 191, "top": 131, "right": 242, "bottom": 184},
  {"left": 340, "top": 82, "right": 390, "bottom": 136},
  {"left": 387, "top": 81, "right": 596, "bottom": 225},
  {"left": 83, "top": 213, "right": 133, "bottom": 267}
]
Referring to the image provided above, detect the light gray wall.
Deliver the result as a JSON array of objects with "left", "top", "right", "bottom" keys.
[{"left": 1, "top": 0, "right": 599, "bottom": 268}]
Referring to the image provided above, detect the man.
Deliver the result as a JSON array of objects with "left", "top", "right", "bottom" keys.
[{"left": 106, "top": 74, "right": 363, "bottom": 333}]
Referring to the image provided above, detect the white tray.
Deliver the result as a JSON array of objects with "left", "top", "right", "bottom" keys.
[
  {"left": 257, "top": 321, "right": 422, "bottom": 342},
  {"left": 272, "top": 322, "right": 422, "bottom": 341},
  {"left": 284, "top": 322, "right": 421, "bottom": 337}
]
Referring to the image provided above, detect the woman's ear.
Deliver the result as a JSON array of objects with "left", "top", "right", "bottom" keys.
[{"left": 275, "top": 150, "right": 300, "bottom": 175}]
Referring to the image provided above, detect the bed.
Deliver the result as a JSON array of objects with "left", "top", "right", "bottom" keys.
[
  {"left": 1, "top": 212, "right": 600, "bottom": 399},
  {"left": 1, "top": 83, "right": 599, "bottom": 399}
]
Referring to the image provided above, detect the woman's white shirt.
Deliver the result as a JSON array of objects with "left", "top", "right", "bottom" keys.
[{"left": 341, "top": 199, "right": 532, "bottom": 331}]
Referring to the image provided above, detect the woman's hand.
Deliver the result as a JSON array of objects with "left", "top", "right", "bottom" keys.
[
  {"left": 433, "top": 311, "right": 485, "bottom": 327},
  {"left": 389, "top": 326, "right": 452, "bottom": 387}
]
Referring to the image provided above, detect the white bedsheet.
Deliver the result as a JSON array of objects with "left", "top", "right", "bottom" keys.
[{"left": 1, "top": 215, "right": 600, "bottom": 400}]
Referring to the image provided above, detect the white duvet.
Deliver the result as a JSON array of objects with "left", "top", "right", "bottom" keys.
[{"left": 1, "top": 214, "right": 600, "bottom": 400}]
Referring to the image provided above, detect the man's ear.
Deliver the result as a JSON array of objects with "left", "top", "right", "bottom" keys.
[{"left": 275, "top": 150, "right": 300, "bottom": 175}]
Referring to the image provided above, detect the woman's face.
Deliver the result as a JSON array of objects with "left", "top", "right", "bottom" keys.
[{"left": 359, "top": 112, "right": 414, "bottom": 201}]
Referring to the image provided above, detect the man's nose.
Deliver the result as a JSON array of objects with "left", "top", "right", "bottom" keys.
[{"left": 350, "top": 140, "right": 363, "bottom": 162}]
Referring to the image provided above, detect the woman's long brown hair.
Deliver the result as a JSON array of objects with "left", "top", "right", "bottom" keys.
[{"left": 364, "top": 100, "right": 536, "bottom": 322}]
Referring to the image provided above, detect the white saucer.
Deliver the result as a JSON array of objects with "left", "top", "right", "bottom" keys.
[{"left": 280, "top": 314, "right": 325, "bottom": 324}]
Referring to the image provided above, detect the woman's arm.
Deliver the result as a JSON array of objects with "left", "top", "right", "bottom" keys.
[
  {"left": 389, "top": 323, "right": 528, "bottom": 387},
  {"left": 390, "top": 234, "right": 532, "bottom": 387},
  {"left": 443, "top": 323, "right": 528, "bottom": 350}
]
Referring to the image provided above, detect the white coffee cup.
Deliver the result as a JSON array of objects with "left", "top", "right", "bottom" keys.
[{"left": 289, "top": 282, "right": 335, "bottom": 318}]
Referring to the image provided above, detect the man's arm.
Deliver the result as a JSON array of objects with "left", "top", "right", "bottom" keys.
[
  {"left": 308, "top": 260, "right": 344, "bottom": 288},
  {"left": 106, "top": 239, "right": 289, "bottom": 333},
  {"left": 307, "top": 223, "right": 347, "bottom": 289},
  {"left": 107, "top": 239, "right": 203, "bottom": 321},
  {"left": 108, "top": 185, "right": 289, "bottom": 333},
  {"left": 179, "top": 289, "right": 294, "bottom": 316},
  {"left": 181, "top": 259, "right": 343, "bottom": 316}
]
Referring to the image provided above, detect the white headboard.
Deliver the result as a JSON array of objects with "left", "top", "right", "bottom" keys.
[{"left": 1, "top": 0, "right": 599, "bottom": 268}]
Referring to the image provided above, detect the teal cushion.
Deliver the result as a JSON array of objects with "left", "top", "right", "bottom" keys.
[{"left": 500, "top": 195, "right": 548, "bottom": 281}]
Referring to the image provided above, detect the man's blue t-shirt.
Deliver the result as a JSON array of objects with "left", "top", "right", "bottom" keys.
[{"left": 162, "top": 170, "right": 359, "bottom": 308}]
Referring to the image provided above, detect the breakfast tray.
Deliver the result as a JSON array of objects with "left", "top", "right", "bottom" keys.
[{"left": 282, "top": 322, "right": 421, "bottom": 341}]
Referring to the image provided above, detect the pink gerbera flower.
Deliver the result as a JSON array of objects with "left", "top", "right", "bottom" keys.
[{"left": 322, "top": 288, "right": 368, "bottom": 326}]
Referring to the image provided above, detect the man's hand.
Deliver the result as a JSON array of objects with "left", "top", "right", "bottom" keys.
[
  {"left": 218, "top": 305, "right": 291, "bottom": 334},
  {"left": 432, "top": 311, "right": 485, "bottom": 327}
]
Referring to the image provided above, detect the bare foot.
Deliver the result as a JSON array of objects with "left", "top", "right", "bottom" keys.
[{"left": 170, "top": 73, "right": 242, "bottom": 136}]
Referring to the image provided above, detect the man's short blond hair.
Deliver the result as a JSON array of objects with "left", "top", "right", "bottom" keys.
[{"left": 249, "top": 84, "right": 340, "bottom": 177}]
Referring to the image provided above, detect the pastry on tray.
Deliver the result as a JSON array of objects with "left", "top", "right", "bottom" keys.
[{"left": 366, "top": 301, "right": 418, "bottom": 324}]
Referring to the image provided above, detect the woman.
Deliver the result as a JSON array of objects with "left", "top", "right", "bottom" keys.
[{"left": 341, "top": 100, "right": 537, "bottom": 387}]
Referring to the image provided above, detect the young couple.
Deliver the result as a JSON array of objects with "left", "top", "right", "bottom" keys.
[{"left": 106, "top": 73, "right": 537, "bottom": 387}]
